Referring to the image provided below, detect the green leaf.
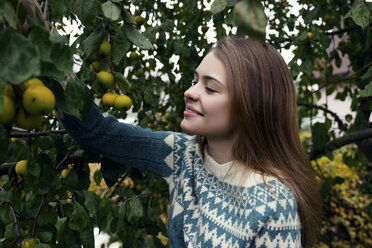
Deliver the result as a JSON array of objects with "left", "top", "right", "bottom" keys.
[
  {"left": 81, "top": 27, "right": 105, "bottom": 59},
  {"left": 28, "top": 158, "right": 41, "bottom": 177},
  {"left": 102, "top": 1, "right": 121, "bottom": 21},
  {"left": 65, "top": 79, "right": 92, "bottom": 119},
  {"left": 93, "top": 169, "right": 103, "bottom": 186},
  {"left": 114, "top": 72, "right": 131, "bottom": 94},
  {"left": 346, "top": 1, "right": 371, "bottom": 29},
  {"left": 233, "top": 0, "right": 267, "bottom": 43},
  {"left": 48, "top": 0, "right": 69, "bottom": 17},
  {"left": 80, "top": 227, "right": 94, "bottom": 248},
  {"left": 0, "top": 191, "right": 12, "bottom": 202},
  {"left": 29, "top": 26, "right": 53, "bottom": 63},
  {"left": 360, "top": 81, "right": 372, "bottom": 97},
  {"left": 311, "top": 120, "right": 332, "bottom": 151},
  {"left": 69, "top": 202, "right": 88, "bottom": 231},
  {"left": 35, "top": 244, "right": 52, "bottom": 248},
  {"left": 70, "top": 0, "right": 98, "bottom": 26},
  {"left": 127, "top": 197, "right": 144, "bottom": 224},
  {"left": 0, "top": 29, "right": 40, "bottom": 84},
  {"left": 83, "top": 191, "right": 99, "bottom": 216},
  {"left": 123, "top": 24, "right": 154, "bottom": 50},
  {"left": 361, "top": 66, "right": 372, "bottom": 81},
  {"left": 211, "top": 0, "right": 227, "bottom": 14},
  {"left": 112, "top": 31, "right": 131, "bottom": 65},
  {"left": 50, "top": 43, "right": 73, "bottom": 73},
  {"left": 3, "top": 2, "right": 17, "bottom": 30},
  {"left": 122, "top": 8, "right": 136, "bottom": 25}
]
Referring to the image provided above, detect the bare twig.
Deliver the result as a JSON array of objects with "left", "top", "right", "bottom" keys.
[{"left": 31, "top": 194, "right": 47, "bottom": 237}]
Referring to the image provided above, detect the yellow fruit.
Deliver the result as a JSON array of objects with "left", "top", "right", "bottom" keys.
[
  {"left": 22, "top": 85, "right": 55, "bottom": 115},
  {"left": 0, "top": 95, "right": 16, "bottom": 123},
  {"left": 113, "top": 95, "right": 132, "bottom": 111},
  {"left": 201, "top": 25, "right": 208, "bottom": 33},
  {"left": 20, "top": 238, "right": 39, "bottom": 248},
  {"left": 89, "top": 61, "right": 101, "bottom": 72},
  {"left": 97, "top": 41, "right": 111, "bottom": 58},
  {"left": 134, "top": 15, "right": 144, "bottom": 25},
  {"left": 129, "top": 51, "right": 138, "bottom": 61},
  {"left": 97, "top": 71, "right": 115, "bottom": 89},
  {"left": 102, "top": 92, "right": 118, "bottom": 106},
  {"left": 134, "top": 68, "right": 143, "bottom": 77},
  {"left": 61, "top": 168, "right": 71, "bottom": 179},
  {"left": 4, "top": 84, "right": 16, "bottom": 99},
  {"left": 307, "top": 32, "right": 313, "bottom": 39},
  {"left": 15, "top": 160, "right": 29, "bottom": 177},
  {"left": 21, "top": 78, "right": 44, "bottom": 90},
  {"left": 15, "top": 108, "right": 43, "bottom": 130}
]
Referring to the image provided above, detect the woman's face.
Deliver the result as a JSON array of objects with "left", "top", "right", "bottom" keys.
[{"left": 180, "top": 51, "right": 234, "bottom": 139}]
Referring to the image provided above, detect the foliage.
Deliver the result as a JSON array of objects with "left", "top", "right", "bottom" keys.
[
  {"left": 0, "top": 0, "right": 371, "bottom": 247},
  {"left": 313, "top": 150, "right": 372, "bottom": 247}
]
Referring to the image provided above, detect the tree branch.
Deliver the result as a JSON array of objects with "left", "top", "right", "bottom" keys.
[
  {"left": 309, "top": 128, "right": 372, "bottom": 160},
  {"left": 297, "top": 101, "right": 347, "bottom": 132},
  {"left": 9, "top": 129, "right": 67, "bottom": 138}
]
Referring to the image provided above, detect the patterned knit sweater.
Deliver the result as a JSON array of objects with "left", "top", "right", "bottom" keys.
[{"left": 58, "top": 104, "right": 302, "bottom": 247}]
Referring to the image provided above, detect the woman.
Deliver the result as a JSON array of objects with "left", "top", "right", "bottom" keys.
[{"left": 58, "top": 36, "right": 321, "bottom": 247}]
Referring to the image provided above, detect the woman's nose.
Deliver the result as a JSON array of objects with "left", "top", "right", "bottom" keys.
[{"left": 184, "top": 84, "right": 199, "bottom": 102}]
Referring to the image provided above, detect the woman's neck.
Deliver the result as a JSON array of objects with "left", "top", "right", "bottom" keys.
[{"left": 206, "top": 135, "right": 236, "bottom": 164}]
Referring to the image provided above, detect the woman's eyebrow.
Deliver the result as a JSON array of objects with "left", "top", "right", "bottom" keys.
[{"left": 194, "top": 70, "right": 223, "bottom": 86}]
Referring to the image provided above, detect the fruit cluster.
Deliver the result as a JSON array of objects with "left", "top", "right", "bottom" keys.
[
  {"left": 89, "top": 41, "right": 133, "bottom": 111},
  {"left": 0, "top": 78, "right": 55, "bottom": 130}
]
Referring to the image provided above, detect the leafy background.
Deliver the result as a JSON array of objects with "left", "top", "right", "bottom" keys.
[{"left": 0, "top": 0, "right": 372, "bottom": 247}]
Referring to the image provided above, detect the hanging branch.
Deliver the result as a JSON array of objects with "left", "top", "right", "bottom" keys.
[{"left": 297, "top": 101, "right": 347, "bottom": 132}]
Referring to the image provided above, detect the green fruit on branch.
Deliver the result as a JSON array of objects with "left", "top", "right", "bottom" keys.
[
  {"left": 97, "top": 41, "right": 111, "bottom": 58},
  {"left": 15, "top": 160, "right": 29, "bottom": 177},
  {"left": 22, "top": 85, "right": 56, "bottom": 115},
  {"left": 20, "top": 238, "right": 39, "bottom": 247},
  {"left": 4, "top": 84, "right": 16, "bottom": 99},
  {"left": 134, "top": 15, "right": 145, "bottom": 25},
  {"left": 0, "top": 95, "right": 16, "bottom": 123},
  {"left": 15, "top": 108, "right": 43, "bottom": 130},
  {"left": 201, "top": 25, "right": 208, "bottom": 33},
  {"left": 97, "top": 71, "right": 115, "bottom": 89},
  {"left": 129, "top": 51, "right": 138, "bottom": 61},
  {"left": 21, "top": 78, "right": 44, "bottom": 90},
  {"left": 89, "top": 61, "right": 101, "bottom": 72},
  {"left": 113, "top": 95, "right": 132, "bottom": 111},
  {"left": 102, "top": 92, "right": 118, "bottom": 106}
]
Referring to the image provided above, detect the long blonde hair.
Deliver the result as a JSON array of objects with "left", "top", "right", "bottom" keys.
[{"left": 197, "top": 37, "right": 321, "bottom": 247}]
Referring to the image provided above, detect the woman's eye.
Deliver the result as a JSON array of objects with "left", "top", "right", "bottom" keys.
[
  {"left": 191, "top": 80, "right": 197, "bottom": 86},
  {"left": 205, "top": 87, "right": 216, "bottom": 93}
]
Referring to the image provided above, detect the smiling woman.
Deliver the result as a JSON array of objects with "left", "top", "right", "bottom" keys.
[{"left": 57, "top": 36, "right": 321, "bottom": 248}]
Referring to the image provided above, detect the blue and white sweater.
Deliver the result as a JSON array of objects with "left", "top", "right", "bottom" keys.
[{"left": 58, "top": 104, "right": 302, "bottom": 247}]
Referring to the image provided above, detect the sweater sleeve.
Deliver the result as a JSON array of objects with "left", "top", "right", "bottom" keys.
[{"left": 56, "top": 103, "right": 174, "bottom": 181}]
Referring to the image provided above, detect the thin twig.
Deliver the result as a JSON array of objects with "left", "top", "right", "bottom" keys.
[
  {"left": 55, "top": 150, "right": 74, "bottom": 170},
  {"left": 31, "top": 194, "right": 47, "bottom": 237},
  {"left": 9, "top": 129, "right": 67, "bottom": 138},
  {"left": 109, "top": 172, "right": 129, "bottom": 199}
]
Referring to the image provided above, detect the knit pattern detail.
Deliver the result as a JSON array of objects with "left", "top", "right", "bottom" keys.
[{"left": 167, "top": 133, "right": 302, "bottom": 247}]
